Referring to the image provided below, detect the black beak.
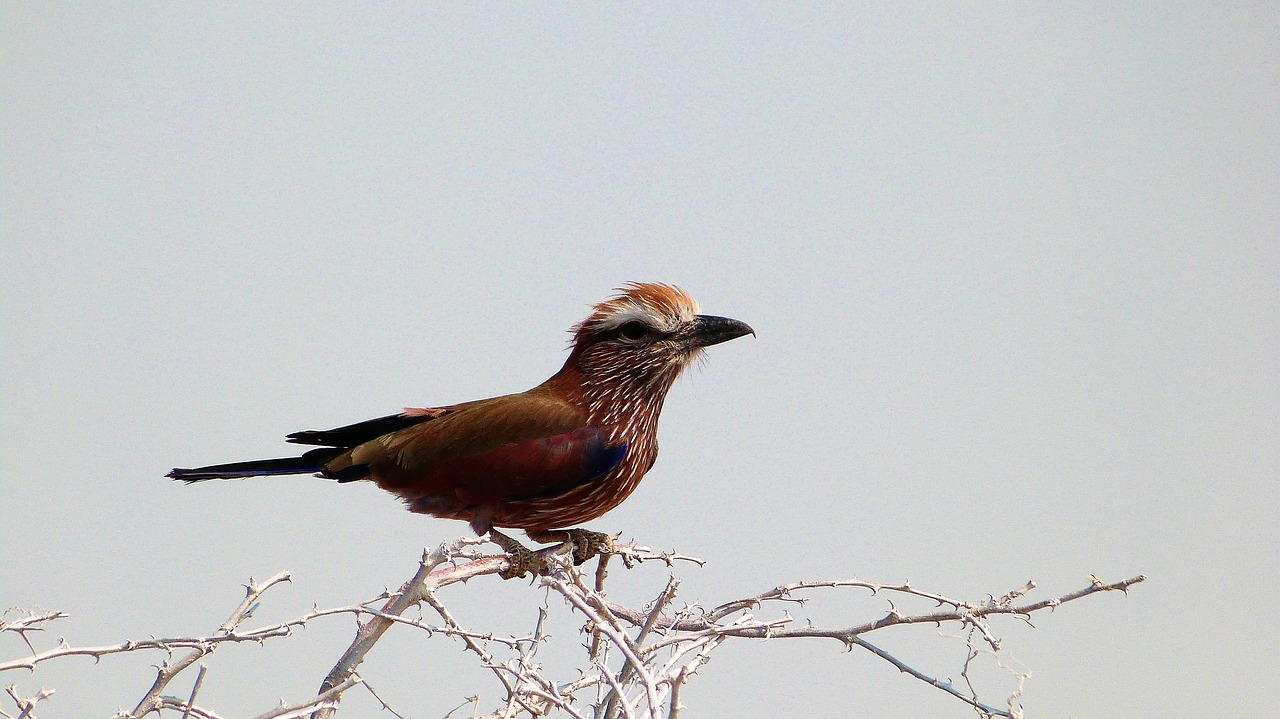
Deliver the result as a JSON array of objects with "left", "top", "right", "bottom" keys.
[{"left": 680, "top": 315, "right": 755, "bottom": 348}]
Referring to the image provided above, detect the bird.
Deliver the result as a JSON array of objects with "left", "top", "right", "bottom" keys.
[{"left": 169, "top": 282, "right": 753, "bottom": 578}]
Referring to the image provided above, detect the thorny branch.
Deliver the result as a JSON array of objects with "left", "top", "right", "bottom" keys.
[{"left": 1, "top": 538, "right": 1144, "bottom": 718}]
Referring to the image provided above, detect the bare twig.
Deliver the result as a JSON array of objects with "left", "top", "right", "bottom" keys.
[
  {"left": 3, "top": 535, "right": 1143, "bottom": 719},
  {"left": 852, "top": 635, "right": 1008, "bottom": 715},
  {"left": 605, "top": 575, "right": 1147, "bottom": 644},
  {"left": 126, "top": 571, "right": 292, "bottom": 719},
  {"left": 589, "top": 554, "right": 612, "bottom": 662},
  {"left": 544, "top": 575, "right": 662, "bottom": 719},
  {"left": 252, "top": 676, "right": 360, "bottom": 719},
  {"left": 4, "top": 686, "right": 55, "bottom": 719},
  {"left": 355, "top": 677, "right": 410, "bottom": 719},
  {"left": 601, "top": 577, "right": 679, "bottom": 719},
  {"left": 179, "top": 664, "right": 208, "bottom": 719},
  {"left": 152, "top": 696, "right": 226, "bottom": 719},
  {"left": 1, "top": 610, "right": 69, "bottom": 662},
  {"left": 309, "top": 537, "right": 504, "bottom": 719}
]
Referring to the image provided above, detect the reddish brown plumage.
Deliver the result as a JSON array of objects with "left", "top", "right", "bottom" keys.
[{"left": 170, "top": 282, "right": 753, "bottom": 542}]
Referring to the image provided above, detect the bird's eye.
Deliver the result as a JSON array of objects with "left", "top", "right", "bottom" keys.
[{"left": 617, "top": 321, "right": 649, "bottom": 341}]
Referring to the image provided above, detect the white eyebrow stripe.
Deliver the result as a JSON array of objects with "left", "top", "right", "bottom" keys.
[{"left": 595, "top": 303, "right": 685, "bottom": 333}]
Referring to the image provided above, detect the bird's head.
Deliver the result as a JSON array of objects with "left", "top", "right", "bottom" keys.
[{"left": 556, "top": 283, "right": 754, "bottom": 397}]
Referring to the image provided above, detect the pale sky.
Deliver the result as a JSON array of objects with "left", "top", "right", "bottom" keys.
[{"left": 3, "top": 4, "right": 1277, "bottom": 718}]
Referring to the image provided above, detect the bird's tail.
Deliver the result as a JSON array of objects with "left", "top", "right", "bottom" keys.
[{"left": 168, "top": 447, "right": 344, "bottom": 483}]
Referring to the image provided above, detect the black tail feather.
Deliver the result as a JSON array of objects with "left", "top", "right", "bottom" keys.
[
  {"left": 168, "top": 447, "right": 345, "bottom": 483},
  {"left": 285, "top": 412, "right": 438, "bottom": 447}
]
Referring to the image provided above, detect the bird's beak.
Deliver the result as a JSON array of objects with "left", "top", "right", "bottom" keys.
[{"left": 678, "top": 315, "right": 755, "bottom": 348}]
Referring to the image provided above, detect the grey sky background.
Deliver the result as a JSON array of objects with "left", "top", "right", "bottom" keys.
[{"left": 3, "top": 4, "right": 1277, "bottom": 717}]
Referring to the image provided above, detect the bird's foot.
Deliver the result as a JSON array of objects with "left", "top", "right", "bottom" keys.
[
  {"left": 527, "top": 528, "right": 617, "bottom": 566},
  {"left": 489, "top": 528, "right": 617, "bottom": 579},
  {"left": 488, "top": 529, "right": 550, "bottom": 580}
]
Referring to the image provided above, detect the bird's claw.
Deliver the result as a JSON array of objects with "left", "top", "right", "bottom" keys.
[
  {"left": 499, "top": 546, "right": 551, "bottom": 580},
  {"left": 489, "top": 529, "right": 546, "bottom": 580},
  {"left": 565, "top": 529, "right": 616, "bottom": 565},
  {"left": 490, "top": 528, "right": 617, "bottom": 579},
  {"left": 526, "top": 528, "right": 617, "bottom": 566}
]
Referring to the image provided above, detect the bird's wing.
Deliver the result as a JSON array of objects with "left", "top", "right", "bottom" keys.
[
  {"left": 329, "top": 392, "right": 627, "bottom": 503},
  {"left": 420, "top": 425, "right": 627, "bottom": 503}
]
